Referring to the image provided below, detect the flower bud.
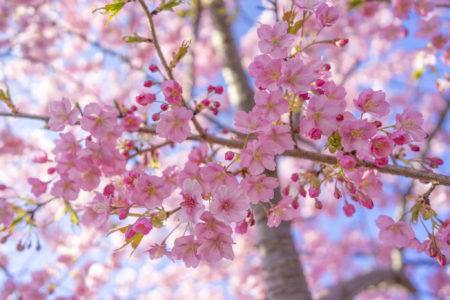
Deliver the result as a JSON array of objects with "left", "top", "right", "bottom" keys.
[{"left": 225, "top": 151, "right": 234, "bottom": 161}]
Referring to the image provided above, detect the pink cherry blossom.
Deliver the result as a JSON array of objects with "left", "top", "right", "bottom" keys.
[
  {"left": 370, "top": 135, "right": 394, "bottom": 159},
  {"left": 280, "top": 58, "right": 314, "bottom": 94},
  {"left": 200, "top": 162, "right": 237, "bottom": 194},
  {"left": 354, "top": 89, "right": 390, "bottom": 117},
  {"left": 67, "top": 158, "right": 101, "bottom": 191},
  {"left": 390, "top": 129, "right": 410, "bottom": 145},
  {"left": 375, "top": 215, "right": 416, "bottom": 248},
  {"left": 156, "top": 107, "right": 193, "bottom": 143},
  {"left": 48, "top": 97, "right": 79, "bottom": 131},
  {"left": 148, "top": 243, "right": 172, "bottom": 261},
  {"left": 415, "top": 16, "right": 440, "bottom": 39},
  {"left": 395, "top": 108, "right": 427, "bottom": 142},
  {"left": 338, "top": 119, "right": 377, "bottom": 156},
  {"left": 27, "top": 177, "right": 47, "bottom": 197},
  {"left": 254, "top": 58, "right": 283, "bottom": 91},
  {"left": 254, "top": 90, "right": 289, "bottom": 122},
  {"left": 248, "top": 54, "right": 270, "bottom": 78},
  {"left": 50, "top": 178, "right": 80, "bottom": 201},
  {"left": 132, "top": 217, "right": 152, "bottom": 235},
  {"left": 241, "top": 174, "right": 278, "bottom": 204},
  {"left": 294, "top": 0, "right": 323, "bottom": 11},
  {"left": 0, "top": 200, "right": 13, "bottom": 228},
  {"left": 257, "top": 21, "right": 294, "bottom": 59},
  {"left": 315, "top": 3, "right": 339, "bottom": 28},
  {"left": 194, "top": 212, "right": 233, "bottom": 238},
  {"left": 267, "top": 196, "right": 297, "bottom": 227},
  {"left": 392, "top": 0, "right": 413, "bottom": 19},
  {"left": 240, "top": 140, "right": 277, "bottom": 175},
  {"left": 322, "top": 81, "right": 346, "bottom": 111},
  {"left": 80, "top": 103, "right": 117, "bottom": 139},
  {"left": 210, "top": 184, "right": 250, "bottom": 223},
  {"left": 82, "top": 192, "right": 110, "bottom": 225},
  {"left": 132, "top": 174, "right": 171, "bottom": 209},
  {"left": 121, "top": 114, "right": 142, "bottom": 131},
  {"left": 162, "top": 80, "right": 183, "bottom": 105},
  {"left": 188, "top": 143, "right": 208, "bottom": 165},
  {"left": 233, "top": 110, "right": 271, "bottom": 134},
  {"left": 176, "top": 179, "right": 205, "bottom": 223},
  {"left": 300, "top": 95, "right": 341, "bottom": 137},
  {"left": 197, "top": 231, "right": 234, "bottom": 263},
  {"left": 258, "top": 125, "right": 294, "bottom": 154},
  {"left": 172, "top": 235, "right": 201, "bottom": 268},
  {"left": 340, "top": 155, "right": 356, "bottom": 170}
]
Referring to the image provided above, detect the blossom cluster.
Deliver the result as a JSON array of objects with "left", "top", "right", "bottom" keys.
[{"left": 0, "top": 0, "right": 447, "bottom": 273}]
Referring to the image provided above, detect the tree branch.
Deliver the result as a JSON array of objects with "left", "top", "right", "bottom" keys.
[
  {"left": 1, "top": 110, "right": 450, "bottom": 186},
  {"left": 317, "top": 269, "right": 416, "bottom": 300}
]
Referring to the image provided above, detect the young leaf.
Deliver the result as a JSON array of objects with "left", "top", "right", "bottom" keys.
[{"left": 93, "top": 0, "right": 130, "bottom": 24}]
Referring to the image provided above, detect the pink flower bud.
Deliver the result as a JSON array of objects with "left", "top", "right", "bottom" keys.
[
  {"left": 436, "top": 252, "right": 447, "bottom": 266},
  {"left": 47, "top": 167, "right": 56, "bottom": 174},
  {"left": 212, "top": 108, "right": 219, "bottom": 115},
  {"left": 336, "top": 114, "right": 344, "bottom": 121},
  {"left": 334, "top": 187, "right": 342, "bottom": 199},
  {"left": 391, "top": 129, "right": 410, "bottom": 145},
  {"left": 0, "top": 184, "right": 7, "bottom": 191},
  {"left": 308, "top": 128, "right": 322, "bottom": 140},
  {"left": 291, "top": 173, "right": 299, "bottom": 182},
  {"left": 315, "top": 199, "right": 323, "bottom": 209},
  {"left": 32, "top": 151, "right": 48, "bottom": 163},
  {"left": 207, "top": 85, "right": 215, "bottom": 93},
  {"left": 343, "top": 203, "right": 355, "bottom": 217},
  {"left": 213, "top": 101, "right": 221, "bottom": 108},
  {"left": 409, "top": 144, "right": 420, "bottom": 152},
  {"left": 299, "top": 93, "right": 310, "bottom": 100},
  {"left": 148, "top": 64, "right": 158, "bottom": 72},
  {"left": 314, "top": 79, "right": 325, "bottom": 86},
  {"left": 224, "top": 151, "right": 234, "bottom": 160},
  {"left": 336, "top": 38, "right": 349, "bottom": 47},
  {"left": 235, "top": 220, "right": 248, "bottom": 234},
  {"left": 132, "top": 217, "right": 153, "bottom": 235},
  {"left": 373, "top": 121, "right": 382, "bottom": 128},
  {"left": 201, "top": 99, "right": 210, "bottom": 106},
  {"left": 291, "top": 197, "right": 299, "bottom": 209},
  {"left": 299, "top": 185, "right": 307, "bottom": 197},
  {"left": 215, "top": 86, "right": 224, "bottom": 94},
  {"left": 160, "top": 103, "right": 169, "bottom": 111},
  {"left": 103, "top": 184, "right": 115, "bottom": 197},
  {"left": 119, "top": 208, "right": 129, "bottom": 220},
  {"left": 309, "top": 186, "right": 321, "bottom": 198},
  {"left": 282, "top": 186, "right": 290, "bottom": 196},
  {"left": 426, "top": 242, "right": 438, "bottom": 258},
  {"left": 125, "top": 227, "right": 136, "bottom": 239},
  {"left": 340, "top": 155, "right": 356, "bottom": 170},
  {"left": 374, "top": 157, "right": 389, "bottom": 168},
  {"left": 322, "top": 64, "right": 331, "bottom": 71},
  {"left": 144, "top": 80, "right": 153, "bottom": 87},
  {"left": 152, "top": 113, "right": 160, "bottom": 122}
]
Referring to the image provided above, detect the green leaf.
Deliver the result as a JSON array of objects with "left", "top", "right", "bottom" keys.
[
  {"left": 93, "top": 0, "right": 130, "bottom": 24},
  {"left": 122, "top": 33, "right": 152, "bottom": 43},
  {"left": 159, "top": 0, "right": 183, "bottom": 12},
  {"left": 65, "top": 201, "right": 79, "bottom": 225},
  {"left": 348, "top": 0, "right": 365, "bottom": 9}
]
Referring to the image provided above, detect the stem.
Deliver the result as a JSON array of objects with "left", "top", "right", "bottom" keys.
[{"left": 1, "top": 111, "right": 450, "bottom": 186}]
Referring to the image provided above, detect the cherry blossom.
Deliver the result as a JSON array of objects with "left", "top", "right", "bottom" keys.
[
  {"left": 156, "top": 107, "right": 193, "bottom": 143},
  {"left": 47, "top": 97, "right": 79, "bottom": 131}
]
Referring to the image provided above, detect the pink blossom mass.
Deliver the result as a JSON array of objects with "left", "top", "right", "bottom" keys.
[{"left": 0, "top": 1, "right": 449, "bottom": 299}]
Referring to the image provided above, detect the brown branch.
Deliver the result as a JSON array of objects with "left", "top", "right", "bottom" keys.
[
  {"left": 318, "top": 269, "right": 416, "bottom": 300},
  {"left": 2, "top": 111, "right": 450, "bottom": 186}
]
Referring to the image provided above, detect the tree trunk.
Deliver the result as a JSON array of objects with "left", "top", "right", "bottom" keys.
[{"left": 206, "top": 1, "right": 313, "bottom": 298}]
